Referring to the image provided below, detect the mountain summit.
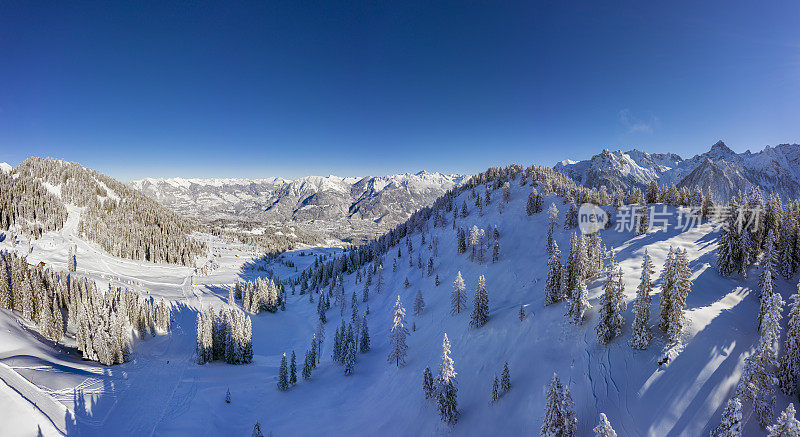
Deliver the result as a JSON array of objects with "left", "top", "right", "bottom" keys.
[{"left": 554, "top": 142, "right": 800, "bottom": 200}]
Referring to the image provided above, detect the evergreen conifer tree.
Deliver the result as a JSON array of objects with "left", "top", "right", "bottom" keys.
[
  {"left": 541, "top": 373, "right": 576, "bottom": 437},
  {"left": 593, "top": 413, "right": 617, "bottom": 437},
  {"left": 713, "top": 397, "right": 742, "bottom": 437},
  {"left": 767, "top": 403, "right": 800, "bottom": 437},
  {"left": 597, "top": 255, "right": 624, "bottom": 345},
  {"left": 252, "top": 421, "right": 264, "bottom": 437},
  {"left": 414, "top": 289, "right": 425, "bottom": 316},
  {"left": 501, "top": 362, "right": 511, "bottom": 393},
  {"left": 289, "top": 350, "right": 297, "bottom": 385},
  {"left": 544, "top": 242, "right": 563, "bottom": 305},
  {"left": 277, "top": 353, "right": 289, "bottom": 391},
  {"left": 387, "top": 296, "right": 409, "bottom": 367},
  {"left": 360, "top": 314, "right": 371, "bottom": 353},
  {"left": 423, "top": 366, "right": 436, "bottom": 400},
  {"left": 780, "top": 291, "right": 800, "bottom": 395},
  {"left": 631, "top": 249, "right": 654, "bottom": 350},
  {"left": 470, "top": 275, "right": 489, "bottom": 328},
  {"left": 568, "top": 278, "right": 590, "bottom": 325},
  {"left": 437, "top": 333, "right": 458, "bottom": 425},
  {"left": 451, "top": 272, "right": 467, "bottom": 315}
]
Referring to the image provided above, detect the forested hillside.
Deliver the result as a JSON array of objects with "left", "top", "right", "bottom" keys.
[{"left": 4, "top": 158, "right": 205, "bottom": 265}]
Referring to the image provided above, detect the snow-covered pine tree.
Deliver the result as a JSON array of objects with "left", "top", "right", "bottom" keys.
[
  {"left": 737, "top": 221, "right": 754, "bottom": 278},
  {"left": 713, "top": 397, "right": 742, "bottom": 437},
  {"left": 630, "top": 249, "right": 654, "bottom": 350},
  {"left": 564, "top": 203, "right": 578, "bottom": 230},
  {"left": 519, "top": 303, "right": 525, "bottom": 321},
  {"left": 457, "top": 227, "right": 467, "bottom": 254},
  {"left": 491, "top": 375, "right": 500, "bottom": 403},
  {"left": 593, "top": 413, "right": 617, "bottom": 437},
  {"left": 759, "top": 268, "right": 775, "bottom": 332},
  {"left": 374, "top": 264, "right": 384, "bottom": 294},
  {"left": 289, "top": 350, "right": 297, "bottom": 385},
  {"left": 332, "top": 326, "right": 342, "bottom": 363},
  {"left": 359, "top": 314, "right": 370, "bottom": 353},
  {"left": 338, "top": 320, "right": 347, "bottom": 365},
  {"left": 666, "top": 249, "right": 692, "bottom": 343},
  {"left": 451, "top": 271, "right": 467, "bottom": 315},
  {"left": 527, "top": 190, "right": 537, "bottom": 216},
  {"left": 344, "top": 326, "right": 356, "bottom": 375},
  {"left": 195, "top": 313, "right": 205, "bottom": 364},
  {"left": 277, "top": 353, "right": 289, "bottom": 391},
  {"left": 568, "top": 277, "right": 590, "bottom": 325},
  {"left": 546, "top": 203, "right": 558, "bottom": 255},
  {"left": 302, "top": 350, "right": 312, "bottom": 380},
  {"left": 717, "top": 219, "right": 739, "bottom": 277},
  {"left": 435, "top": 274, "right": 440, "bottom": 287},
  {"left": 766, "top": 403, "right": 800, "bottom": 436},
  {"left": 423, "top": 366, "right": 436, "bottom": 400},
  {"left": 737, "top": 292, "right": 784, "bottom": 428},
  {"left": 636, "top": 203, "right": 649, "bottom": 235},
  {"left": 437, "top": 333, "right": 458, "bottom": 425},
  {"left": 470, "top": 275, "right": 489, "bottom": 328},
  {"left": 501, "top": 362, "right": 511, "bottom": 393},
  {"left": 761, "top": 230, "right": 778, "bottom": 290},
  {"left": 414, "top": 289, "right": 425, "bottom": 316},
  {"left": 597, "top": 255, "right": 624, "bottom": 345},
  {"left": 563, "top": 233, "right": 581, "bottom": 299},
  {"left": 658, "top": 247, "right": 676, "bottom": 333},
  {"left": 387, "top": 296, "right": 409, "bottom": 367},
  {"left": 541, "top": 373, "right": 576, "bottom": 437},
  {"left": 544, "top": 242, "right": 563, "bottom": 305},
  {"left": 252, "top": 421, "right": 264, "bottom": 437},
  {"left": 780, "top": 291, "right": 800, "bottom": 395}
]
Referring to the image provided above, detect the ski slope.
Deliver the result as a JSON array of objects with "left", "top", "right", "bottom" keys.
[{"left": 0, "top": 182, "right": 793, "bottom": 435}]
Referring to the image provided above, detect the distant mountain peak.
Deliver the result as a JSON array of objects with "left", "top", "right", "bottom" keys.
[
  {"left": 130, "top": 171, "right": 464, "bottom": 242},
  {"left": 554, "top": 141, "right": 800, "bottom": 200}
]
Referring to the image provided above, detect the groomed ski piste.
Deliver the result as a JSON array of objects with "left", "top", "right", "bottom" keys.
[{"left": 0, "top": 180, "right": 789, "bottom": 435}]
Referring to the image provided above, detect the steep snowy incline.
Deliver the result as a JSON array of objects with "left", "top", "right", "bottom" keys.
[
  {"left": 0, "top": 175, "right": 794, "bottom": 435},
  {"left": 124, "top": 181, "right": 784, "bottom": 434}
]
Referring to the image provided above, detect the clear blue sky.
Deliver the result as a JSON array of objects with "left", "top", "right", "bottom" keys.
[{"left": 1, "top": 1, "right": 798, "bottom": 180}]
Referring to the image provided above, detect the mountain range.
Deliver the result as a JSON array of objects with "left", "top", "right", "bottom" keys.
[
  {"left": 554, "top": 141, "right": 800, "bottom": 200},
  {"left": 129, "top": 172, "right": 464, "bottom": 241}
]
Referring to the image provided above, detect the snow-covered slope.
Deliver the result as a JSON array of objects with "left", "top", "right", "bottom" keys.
[
  {"left": 555, "top": 141, "right": 800, "bottom": 200},
  {"left": 0, "top": 162, "right": 12, "bottom": 174},
  {"left": 130, "top": 172, "right": 464, "bottom": 238},
  {"left": 1, "top": 172, "right": 791, "bottom": 435}
]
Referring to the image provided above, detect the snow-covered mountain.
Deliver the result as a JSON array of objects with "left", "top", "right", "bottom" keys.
[
  {"left": 554, "top": 141, "right": 800, "bottom": 200},
  {"left": 2, "top": 160, "right": 798, "bottom": 435},
  {"left": 130, "top": 172, "right": 464, "bottom": 236}
]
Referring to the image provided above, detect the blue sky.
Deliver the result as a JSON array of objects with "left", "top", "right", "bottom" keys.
[{"left": 1, "top": 1, "right": 798, "bottom": 180}]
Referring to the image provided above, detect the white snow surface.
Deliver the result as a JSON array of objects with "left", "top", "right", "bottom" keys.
[
  {"left": 0, "top": 162, "right": 12, "bottom": 174},
  {"left": 0, "top": 182, "right": 791, "bottom": 435}
]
